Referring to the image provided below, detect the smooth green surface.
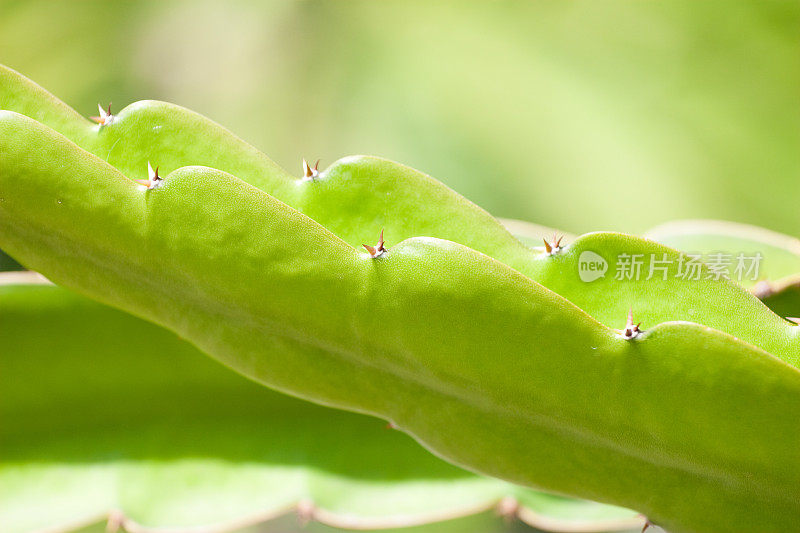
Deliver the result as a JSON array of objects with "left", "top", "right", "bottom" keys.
[
  {"left": 1, "top": 112, "right": 800, "bottom": 532},
  {"left": 1, "top": 65, "right": 798, "bottom": 369},
  {"left": 0, "top": 279, "right": 641, "bottom": 533}
]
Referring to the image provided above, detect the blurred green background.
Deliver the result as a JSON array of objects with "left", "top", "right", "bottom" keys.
[{"left": 1, "top": 0, "right": 797, "bottom": 235}]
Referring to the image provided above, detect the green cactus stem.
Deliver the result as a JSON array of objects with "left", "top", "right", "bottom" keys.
[{"left": 1, "top": 67, "right": 800, "bottom": 533}]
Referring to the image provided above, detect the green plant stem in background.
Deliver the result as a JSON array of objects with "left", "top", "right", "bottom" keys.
[{"left": 0, "top": 276, "right": 642, "bottom": 533}]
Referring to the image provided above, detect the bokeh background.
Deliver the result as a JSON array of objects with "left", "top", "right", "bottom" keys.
[{"left": 1, "top": 0, "right": 797, "bottom": 235}]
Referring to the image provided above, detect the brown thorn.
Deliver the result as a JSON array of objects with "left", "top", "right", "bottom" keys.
[
  {"left": 364, "top": 230, "right": 388, "bottom": 257},
  {"left": 377, "top": 229, "right": 385, "bottom": 251},
  {"left": 91, "top": 102, "right": 113, "bottom": 125},
  {"left": 543, "top": 233, "right": 564, "bottom": 255},
  {"left": 621, "top": 307, "right": 642, "bottom": 339},
  {"left": 301, "top": 158, "right": 320, "bottom": 179}
]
